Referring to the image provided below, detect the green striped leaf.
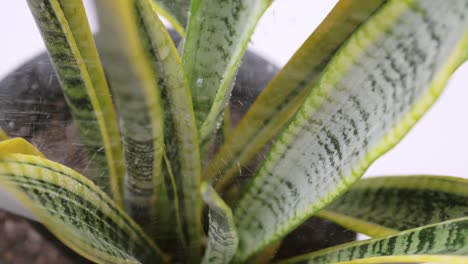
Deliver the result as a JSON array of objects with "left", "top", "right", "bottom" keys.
[
  {"left": 276, "top": 217, "right": 468, "bottom": 264},
  {"left": 94, "top": 0, "right": 166, "bottom": 234},
  {"left": 137, "top": 0, "right": 203, "bottom": 260},
  {"left": 233, "top": 0, "right": 468, "bottom": 261},
  {"left": 0, "top": 139, "right": 167, "bottom": 264},
  {"left": 201, "top": 183, "right": 238, "bottom": 264},
  {"left": 319, "top": 175, "right": 468, "bottom": 238},
  {"left": 151, "top": 0, "right": 190, "bottom": 35},
  {"left": 182, "top": 0, "right": 271, "bottom": 144},
  {"left": 0, "top": 138, "right": 49, "bottom": 220},
  {"left": 26, "top": 0, "right": 125, "bottom": 204},
  {"left": 97, "top": 0, "right": 203, "bottom": 259},
  {"left": 204, "top": 0, "right": 387, "bottom": 190}
]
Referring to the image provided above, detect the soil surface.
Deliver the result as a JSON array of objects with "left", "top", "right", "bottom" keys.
[{"left": 0, "top": 209, "right": 91, "bottom": 264}]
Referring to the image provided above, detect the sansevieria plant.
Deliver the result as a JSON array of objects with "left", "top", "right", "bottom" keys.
[{"left": 0, "top": 0, "right": 467, "bottom": 263}]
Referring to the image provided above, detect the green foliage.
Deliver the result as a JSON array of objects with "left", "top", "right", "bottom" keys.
[
  {"left": 26, "top": 0, "right": 125, "bottom": 203},
  {"left": 1, "top": 0, "right": 467, "bottom": 263},
  {"left": 277, "top": 217, "right": 468, "bottom": 264},
  {"left": 319, "top": 176, "right": 468, "bottom": 237}
]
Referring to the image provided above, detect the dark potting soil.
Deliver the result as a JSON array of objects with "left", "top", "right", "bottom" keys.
[{"left": 0, "top": 209, "right": 92, "bottom": 264}]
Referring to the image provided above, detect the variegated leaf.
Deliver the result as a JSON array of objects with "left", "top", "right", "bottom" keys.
[
  {"left": 277, "top": 217, "right": 468, "bottom": 264},
  {"left": 97, "top": 0, "right": 203, "bottom": 260},
  {"left": 94, "top": 0, "right": 165, "bottom": 234},
  {"left": 26, "top": 0, "right": 125, "bottom": 203},
  {"left": 182, "top": 0, "right": 271, "bottom": 144},
  {"left": 205, "top": 0, "right": 387, "bottom": 191},
  {"left": 0, "top": 139, "right": 167, "bottom": 264},
  {"left": 233, "top": 0, "right": 468, "bottom": 261},
  {"left": 319, "top": 175, "right": 468, "bottom": 237},
  {"left": 201, "top": 183, "right": 238, "bottom": 264},
  {"left": 138, "top": 0, "right": 203, "bottom": 259}
]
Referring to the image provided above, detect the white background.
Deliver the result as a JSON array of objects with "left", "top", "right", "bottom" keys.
[{"left": 1, "top": 0, "right": 467, "bottom": 180}]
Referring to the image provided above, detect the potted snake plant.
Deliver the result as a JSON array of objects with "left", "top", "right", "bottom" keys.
[{"left": 0, "top": 0, "right": 467, "bottom": 263}]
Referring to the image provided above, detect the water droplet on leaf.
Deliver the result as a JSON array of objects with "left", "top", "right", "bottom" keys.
[{"left": 197, "top": 77, "right": 204, "bottom": 87}]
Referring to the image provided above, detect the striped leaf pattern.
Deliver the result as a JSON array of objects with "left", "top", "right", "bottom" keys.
[
  {"left": 204, "top": 0, "right": 387, "bottom": 191},
  {"left": 136, "top": 0, "right": 203, "bottom": 259},
  {"left": 277, "top": 217, "right": 468, "bottom": 264},
  {"left": 182, "top": 0, "right": 271, "bottom": 144},
  {"left": 0, "top": 139, "right": 166, "bottom": 264},
  {"left": 201, "top": 183, "right": 238, "bottom": 264},
  {"left": 26, "top": 0, "right": 125, "bottom": 203},
  {"left": 234, "top": 0, "right": 468, "bottom": 261},
  {"left": 319, "top": 175, "right": 468, "bottom": 237},
  {"left": 94, "top": 0, "right": 165, "bottom": 233},
  {"left": 151, "top": 0, "right": 190, "bottom": 35}
]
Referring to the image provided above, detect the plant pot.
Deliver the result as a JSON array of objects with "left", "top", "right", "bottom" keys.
[{"left": 0, "top": 30, "right": 355, "bottom": 263}]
